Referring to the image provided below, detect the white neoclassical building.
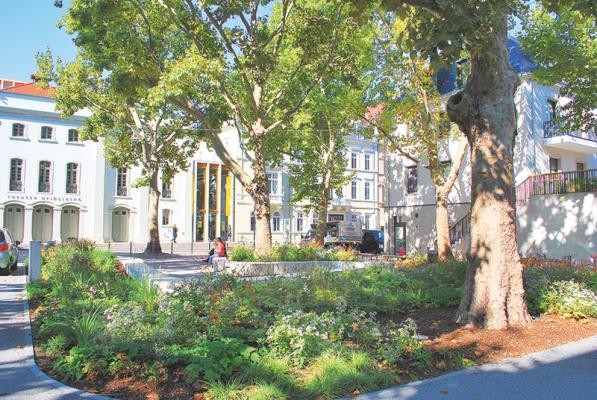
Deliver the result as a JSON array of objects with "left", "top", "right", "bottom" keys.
[{"left": 1, "top": 80, "right": 383, "bottom": 247}]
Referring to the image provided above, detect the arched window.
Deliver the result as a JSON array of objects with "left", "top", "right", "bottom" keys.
[
  {"left": 272, "top": 212, "right": 281, "bottom": 232},
  {"left": 250, "top": 212, "right": 255, "bottom": 231},
  {"left": 41, "top": 126, "right": 53, "bottom": 140},
  {"left": 12, "top": 123, "right": 25, "bottom": 137}
]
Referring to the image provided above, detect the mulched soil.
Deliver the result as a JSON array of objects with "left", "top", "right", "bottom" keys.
[{"left": 31, "top": 307, "right": 597, "bottom": 400}]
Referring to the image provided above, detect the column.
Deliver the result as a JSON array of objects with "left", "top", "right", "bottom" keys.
[
  {"left": 203, "top": 163, "right": 210, "bottom": 242},
  {"left": 52, "top": 207, "right": 62, "bottom": 242},
  {"left": 23, "top": 206, "right": 34, "bottom": 245},
  {"left": 215, "top": 163, "right": 222, "bottom": 237}
]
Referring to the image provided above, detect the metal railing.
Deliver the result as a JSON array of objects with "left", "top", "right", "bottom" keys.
[
  {"left": 449, "top": 212, "right": 471, "bottom": 245},
  {"left": 38, "top": 182, "right": 51, "bottom": 193},
  {"left": 543, "top": 120, "right": 597, "bottom": 142},
  {"left": 66, "top": 183, "right": 78, "bottom": 194},
  {"left": 9, "top": 180, "right": 22, "bottom": 191},
  {"left": 516, "top": 169, "right": 597, "bottom": 206}
]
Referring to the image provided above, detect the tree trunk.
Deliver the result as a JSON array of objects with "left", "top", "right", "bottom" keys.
[
  {"left": 447, "top": 19, "right": 531, "bottom": 329},
  {"left": 435, "top": 190, "right": 453, "bottom": 260},
  {"left": 314, "top": 194, "right": 329, "bottom": 246},
  {"left": 145, "top": 167, "right": 162, "bottom": 254},
  {"left": 248, "top": 138, "right": 272, "bottom": 253}
]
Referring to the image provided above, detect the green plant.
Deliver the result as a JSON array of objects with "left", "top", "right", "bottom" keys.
[
  {"left": 40, "top": 305, "right": 105, "bottom": 348},
  {"left": 52, "top": 345, "right": 98, "bottom": 381},
  {"left": 41, "top": 334, "right": 70, "bottom": 356},
  {"left": 163, "top": 338, "right": 258, "bottom": 382},
  {"left": 134, "top": 279, "right": 161, "bottom": 315},
  {"left": 229, "top": 245, "right": 257, "bottom": 261},
  {"left": 538, "top": 280, "right": 597, "bottom": 318},
  {"left": 378, "top": 318, "right": 423, "bottom": 365}
]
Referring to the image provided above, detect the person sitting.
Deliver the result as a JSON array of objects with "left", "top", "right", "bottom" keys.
[{"left": 206, "top": 237, "right": 227, "bottom": 265}]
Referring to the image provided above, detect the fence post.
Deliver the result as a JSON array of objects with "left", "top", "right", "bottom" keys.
[
  {"left": 129, "top": 241, "right": 132, "bottom": 255},
  {"left": 28, "top": 241, "right": 42, "bottom": 283}
]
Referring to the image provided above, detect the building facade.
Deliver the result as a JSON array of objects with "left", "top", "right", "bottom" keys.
[{"left": 1, "top": 82, "right": 382, "bottom": 247}]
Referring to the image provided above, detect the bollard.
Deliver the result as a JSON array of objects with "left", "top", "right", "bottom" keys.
[
  {"left": 130, "top": 242, "right": 133, "bottom": 254},
  {"left": 28, "top": 240, "right": 42, "bottom": 282},
  {"left": 190, "top": 241, "right": 194, "bottom": 255},
  {"left": 170, "top": 241, "right": 174, "bottom": 254}
]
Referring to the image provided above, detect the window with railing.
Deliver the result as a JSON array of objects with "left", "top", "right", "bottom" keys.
[
  {"left": 12, "top": 123, "right": 25, "bottom": 137},
  {"left": 41, "top": 126, "right": 53, "bottom": 140},
  {"left": 38, "top": 161, "right": 52, "bottom": 192},
  {"left": 66, "top": 163, "right": 79, "bottom": 194},
  {"left": 9, "top": 158, "right": 23, "bottom": 191},
  {"left": 116, "top": 168, "right": 128, "bottom": 196}
]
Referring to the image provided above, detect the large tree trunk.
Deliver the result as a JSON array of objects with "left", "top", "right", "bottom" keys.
[
  {"left": 145, "top": 167, "right": 162, "bottom": 254},
  {"left": 248, "top": 138, "right": 273, "bottom": 253},
  {"left": 314, "top": 193, "right": 329, "bottom": 246},
  {"left": 435, "top": 190, "right": 453, "bottom": 260},
  {"left": 447, "top": 19, "right": 531, "bottom": 329}
]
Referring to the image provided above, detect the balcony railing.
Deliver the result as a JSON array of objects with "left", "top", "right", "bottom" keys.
[
  {"left": 516, "top": 169, "right": 597, "bottom": 205},
  {"left": 116, "top": 186, "right": 128, "bottom": 197},
  {"left": 38, "top": 182, "right": 51, "bottom": 193},
  {"left": 9, "top": 180, "right": 22, "bottom": 191},
  {"left": 66, "top": 183, "right": 78, "bottom": 194},
  {"left": 543, "top": 120, "right": 597, "bottom": 142}
]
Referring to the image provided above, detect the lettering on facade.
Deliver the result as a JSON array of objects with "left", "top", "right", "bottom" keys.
[{"left": 6, "top": 194, "right": 82, "bottom": 203}]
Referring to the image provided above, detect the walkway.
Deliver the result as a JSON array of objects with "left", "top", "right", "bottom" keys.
[{"left": 0, "top": 264, "right": 111, "bottom": 400}]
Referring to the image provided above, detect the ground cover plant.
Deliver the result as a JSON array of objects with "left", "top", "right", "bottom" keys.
[{"left": 28, "top": 243, "right": 597, "bottom": 399}]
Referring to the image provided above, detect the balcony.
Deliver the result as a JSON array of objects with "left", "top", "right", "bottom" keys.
[
  {"left": 543, "top": 121, "right": 597, "bottom": 154},
  {"left": 9, "top": 181, "right": 22, "bottom": 191},
  {"left": 516, "top": 169, "right": 597, "bottom": 205},
  {"left": 330, "top": 197, "right": 350, "bottom": 209}
]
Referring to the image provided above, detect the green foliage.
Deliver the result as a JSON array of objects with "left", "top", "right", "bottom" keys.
[
  {"left": 519, "top": 5, "right": 596, "bottom": 129},
  {"left": 229, "top": 244, "right": 359, "bottom": 262},
  {"left": 163, "top": 338, "right": 258, "bottom": 382},
  {"left": 41, "top": 334, "right": 70, "bottom": 356},
  {"left": 538, "top": 281, "right": 597, "bottom": 318},
  {"left": 40, "top": 306, "right": 105, "bottom": 348}
]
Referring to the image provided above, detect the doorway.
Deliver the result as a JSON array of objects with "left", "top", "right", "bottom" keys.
[{"left": 393, "top": 217, "right": 406, "bottom": 255}]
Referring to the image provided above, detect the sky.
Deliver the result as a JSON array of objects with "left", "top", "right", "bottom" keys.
[{"left": 0, "top": 1, "right": 76, "bottom": 82}]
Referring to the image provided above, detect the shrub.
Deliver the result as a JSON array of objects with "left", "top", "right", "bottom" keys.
[
  {"left": 538, "top": 280, "right": 597, "bottom": 318},
  {"left": 229, "top": 245, "right": 257, "bottom": 261},
  {"left": 41, "top": 334, "right": 69, "bottom": 356},
  {"left": 40, "top": 305, "right": 105, "bottom": 348},
  {"left": 265, "top": 310, "right": 344, "bottom": 365},
  {"left": 378, "top": 318, "right": 428, "bottom": 367}
]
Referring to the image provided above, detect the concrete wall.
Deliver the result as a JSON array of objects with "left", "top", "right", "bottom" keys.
[{"left": 517, "top": 192, "right": 596, "bottom": 262}]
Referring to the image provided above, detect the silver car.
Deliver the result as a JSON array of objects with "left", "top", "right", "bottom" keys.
[{"left": 0, "top": 228, "right": 19, "bottom": 275}]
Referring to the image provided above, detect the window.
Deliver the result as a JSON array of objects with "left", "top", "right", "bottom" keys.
[
  {"left": 329, "top": 214, "right": 344, "bottom": 222},
  {"left": 351, "top": 153, "right": 357, "bottom": 169},
  {"left": 351, "top": 214, "right": 359, "bottom": 222},
  {"left": 549, "top": 158, "right": 560, "bottom": 173},
  {"left": 576, "top": 162, "right": 585, "bottom": 171},
  {"left": 267, "top": 173, "right": 279, "bottom": 194},
  {"left": 364, "top": 181, "right": 371, "bottom": 200},
  {"left": 68, "top": 129, "right": 79, "bottom": 142},
  {"left": 272, "top": 212, "right": 281, "bottom": 232},
  {"left": 9, "top": 158, "right": 24, "bottom": 191},
  {"left": 364, "top": 214, "right": 371, "bottom": 229},
  {"left": 162, "top": 209, "right": 171, "bottom": 225},
  {"left": 296, "top": 212, "right": 304, "bottom": 232},
  {"left": 38, "top": 161, "right": 52, "bottom": 192},
  {"left": 41, "top": 126, "right": 53, "bottom": 140},
  {"left": 66, "top": 163, "right": 79, "bottom": 194},
  {"left": 116, "top": 168, "right": 128, "bottom": 196},
  {"left": 12, "top": 123, "right": 24, "bottom": 137},
  {"left": 162, "top": 176, "right": 172, "bottom": 198},
  {"left": 250, "top": 212, "right": 255, "bottom": 231},
  {"left": 312, "top": 212, "right": 319, "bottom": 224},
  {"left": 547, "top": 99, "right": 557, "bottom": 121},
  {"left": 351, "top": 181, "right": 357, "bottom": 199},
  {"left": 364, "top": 154, "right": 371, "bottom": 170},
  {"left": 406, "top": 166, "right": 418, "bottom": 193}
]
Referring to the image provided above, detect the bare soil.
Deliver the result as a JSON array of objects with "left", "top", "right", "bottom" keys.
[{"left": 31, "top": 307, "right": 597, "bottom": 400}]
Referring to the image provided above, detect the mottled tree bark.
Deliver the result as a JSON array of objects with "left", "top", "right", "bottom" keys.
[
  {"left": 145, "top": 167, "right": 162, "bottom": 254},
  {"left": 434, "top": 192, "right": 453, "bottom": 259},
  {"left": 447, "top": 19, "right": 531, "bottom": 329}
]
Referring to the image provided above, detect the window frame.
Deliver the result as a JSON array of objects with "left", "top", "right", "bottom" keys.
[
  {"left": 272, "top": 212, "right": 281, "bottom": 232},
  {"left": 68, "top": 129, "right": 80, "bottom": 142},
  {"left": 267, "top": 172, "right": 279, "bottom": 195},
  {"left": 351, "top": 181, "right": 358, "bottom": 199},
  {"left": 364, "top": 181, "right": 371, "bottom": 200},
  {"left": 162, "top": 209, "right": 171, "bottom": 226},
  {"left": 40, "top": 125, "right": 54, "bottom": 140},
  {"left": 65, "top": 162, "right": 79, "bottom": 194},
  {"left": 351, "top": 152, "right": 357, "bottom": 169},
  {"left": 116, "top": 168, "right": 128, "bottom": 197},
  {"left": 9, "top": 158, "right": 24, "bottom": 192},
  {"left": 296, "top": 212, "right": 304, "bottom": 232},
  {"left": 406, "top": 165, "right": 418, "bottom": 194},
  {"left": 12, "top": 123, "right": 25, "bottom": 137},
  {"left": 38, "top": 160, "right": 52, "bottom": 193},
  {"left": 364, "top": 154, "right": 371, "bottom": 170}
]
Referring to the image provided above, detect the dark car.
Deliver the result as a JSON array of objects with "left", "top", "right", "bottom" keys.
[
  {"left": 360, "top": 230, "right": 384, "bottom": 254},
  {"left": 0, "top": 228, "right": 19, "bottom": 275}
]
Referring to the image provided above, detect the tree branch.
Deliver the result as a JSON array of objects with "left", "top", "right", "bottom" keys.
[{"left": 441, "top": 136, "right": 468, "bottom": 194}]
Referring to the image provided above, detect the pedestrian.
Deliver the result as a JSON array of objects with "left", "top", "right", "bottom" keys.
[
  {"left": 226, "top": 224, "right": 232, "bottom": 241},
  {"left": 206, "top": 237, "right": 227, "bottom": 265},
  {"left": 171, "top": 224, "right": 178, "bottom": 243}
]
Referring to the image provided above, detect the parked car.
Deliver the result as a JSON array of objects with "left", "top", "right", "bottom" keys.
[
  {"left": 360, "top": 229, "right": 384, "bottom": 254},
  {"left": 301, "top": 221, "right": 364, "bottom": 248},
  {"left": 0, "top": 228, "right": 19, "bottom": 275}
]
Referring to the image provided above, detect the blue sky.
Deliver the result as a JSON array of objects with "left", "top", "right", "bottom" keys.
[{"left": 0, "top": 1, "right": 75, "bottom": 82}]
